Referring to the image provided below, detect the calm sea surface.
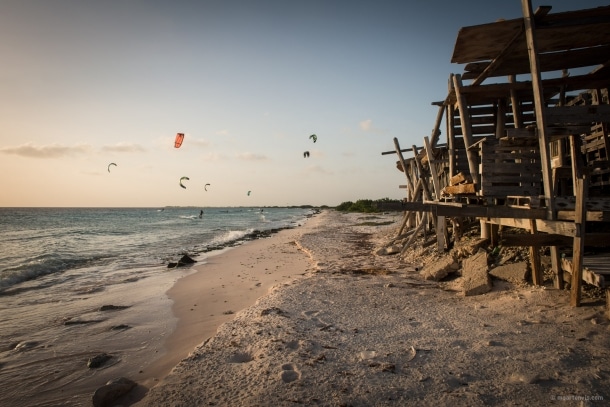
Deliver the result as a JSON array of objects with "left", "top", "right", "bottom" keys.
[{"left": 0, "top": 206, "right": 315, "bottom": 406}]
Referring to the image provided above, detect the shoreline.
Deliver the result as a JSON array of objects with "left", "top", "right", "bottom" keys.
[
  {"left": 133, "top": 210, "right": 609, "bottom": 407},
  {"left": 119, "top": 212, "right": 324, "bottom": 404}
]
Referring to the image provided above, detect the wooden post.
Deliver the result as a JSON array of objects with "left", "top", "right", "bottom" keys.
[
  {"left": 495, "top": 99, "right": 506, "bottom": 139},
  {"left": 570, "top": 135, "right": 587, "bottom": 307},
  {"left": 509, "top": 75, "right": 522, "bottom": 129},
  {"left": 521, "top": 0, "right": 555, "bottom": 220},
  {"left": 448, "top": 104, "right": 456, "bottom": 179},
  {"left": 394, "top": 138, "right": 417, "bottom": 236},
  {"left": 400, "top": 212, "right": 428, "bottom": 256},
  {"left": 429, "top": 104, "right": 445, "bottom": 148},
  {"left": 522, "top": 0, "right": 564, "bottom": 291},
  {"left": 452, "top": 73, "right": 480, "bottom": 188},
  {"left": 424, "top": 136, "right": 447, "bottom": 251},
  {"left": 606, "top": 289, "right": 610, "bottom": 321},
  {"left": 529, "top": 219, "right": 543, "bottom": 285}
]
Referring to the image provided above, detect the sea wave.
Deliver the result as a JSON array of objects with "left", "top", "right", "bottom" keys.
[{"left": 0, "top": 253, "right": 107, "bottom": 291}]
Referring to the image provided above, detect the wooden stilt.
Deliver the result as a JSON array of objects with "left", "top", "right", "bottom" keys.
[
  {"left": 570, "top": 135, "right": 587, "bottom": 307},
  {"left": 452, "top": 74, "right": 481, "bottom": 189},
  {"left": 529, "top": 219, "right": 543, "bottom": 285}
]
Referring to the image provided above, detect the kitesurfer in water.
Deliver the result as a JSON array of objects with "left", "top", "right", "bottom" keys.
[{"left": 199, "top": 210, "right": 203, "bottom": 219}]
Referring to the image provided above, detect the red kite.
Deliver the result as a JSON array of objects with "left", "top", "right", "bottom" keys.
[{"left": 174, "top": 133, "right": 185, "bottom": 148}]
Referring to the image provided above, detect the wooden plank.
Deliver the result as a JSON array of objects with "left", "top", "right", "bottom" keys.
[
  {"left": 400, "top": 201, "right": 547, "bottom": 220},
  {"left": 463, "top": 44, "right": 610, "bottom": 80},
  {"left": 554, "top": 197, "right": 610, "bottom": 211},
  {"left": 449, "top": 172, "right": 472, "bottom": 185},
  {"left": 501, "top": 233, "right": 572, "bottom": 247},
  {"left": 557, "top": 211, "right": 610, "bottom": 222},
  {"left": 480, "top": 186, "right": 542, "bottom": 197},
  {"left": 562, "top": 258, "right": 605, "bottom": 288},
  {"left": 442, "top": 183, "right": 476, "bottom": 195},
  {"left": 545, "top": 105, "right": 610, "bottom": 125},
  {"left": 452, "top": 6, "right": 610, "bottom": 64},
  {"left": 485, "top": 217, "right": 576, "bottom": 236}
]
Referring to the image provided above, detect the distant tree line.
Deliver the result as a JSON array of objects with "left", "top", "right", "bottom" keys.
[{"left": 335, "top": 198, "right": 403, "bottom": 213}]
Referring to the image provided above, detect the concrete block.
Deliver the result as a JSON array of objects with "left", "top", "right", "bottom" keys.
[
  {"left": 461, "top": 249, "right": 492, "bottom": 296},
  {"left": 490, "top": 262, "right": 528, "bottom": 282},
  {"left": 420, "top": 256, "right": 458, "bottom": 281}
]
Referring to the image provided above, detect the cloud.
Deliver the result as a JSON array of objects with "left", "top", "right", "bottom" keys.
[
  {"left": 305, "top": 165, "right": 333, "bottom": 175},
  {"left": 358, "top": 119, "right": 385, "bottom": 134},
  {"left": 236, "top": 152, "right": 269, "bottom": 161},
  {"left": 202, "top": 152, "right": 226, "bottom": 161},
  {"left": 101, "top": 142, "right": 146, "bottom": 153},
  {"left": 216, "top": 129, "right": 230, "bottom": 136},
  {"left": 0, "top": 142, "right": 93, "bottom": 158},
  {"left": 359, "top": 119, "right": 373, "bottom": 132},
  {"left": 187, "top": 138, "right": 211, "bottom": 148}
]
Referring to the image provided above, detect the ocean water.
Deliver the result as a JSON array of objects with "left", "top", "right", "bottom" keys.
[{"left": 0, "top": 206, "right": 315, "bottom": 406}]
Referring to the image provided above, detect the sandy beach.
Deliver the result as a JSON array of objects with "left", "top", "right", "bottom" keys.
[{"left": 116, "top": 209, "right": 610, "bottom": 407}]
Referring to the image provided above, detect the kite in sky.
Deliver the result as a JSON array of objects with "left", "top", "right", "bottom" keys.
[
  {"left": 204, "top": 183, "right": 211, "bottom": 191},
  {"left": 107, "top": 162, "right": 117, "bottom": 173},
  {"left": 247, "top": 190, "right": 251, "bottom": 196},
  {"left": 309, "top": 134, "right": 317, "bottom": 143},
  {"left": 179, "top": 176, "right": 189, "bottom": 189},
  {"left": 174, "top": 133, "right": 185, "bottom": 148},
  {"left": 303, "top": 151, "right": 310, "bottom": 158}
]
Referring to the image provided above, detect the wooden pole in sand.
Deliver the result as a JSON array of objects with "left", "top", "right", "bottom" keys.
[
  {"left": 569, "top": 135, "right": 587, "bottom": 307},
  {"left": 424, "top": 136, "right": 447, "bottom": 251}
]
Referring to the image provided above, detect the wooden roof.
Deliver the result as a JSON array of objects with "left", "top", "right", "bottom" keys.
[{"left": 451, "top": 5, "right": 610, "bottom": 82}]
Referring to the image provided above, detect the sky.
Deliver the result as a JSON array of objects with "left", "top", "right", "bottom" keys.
[{"left": 1, "top": 0, "right": 607, "bottom": 207}]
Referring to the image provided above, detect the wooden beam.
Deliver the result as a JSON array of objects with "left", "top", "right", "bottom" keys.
[
  {"left": 393, "top": 138, "right": 412, "bottom": 189},
  {"left": 485, "top": 217, "right": 576, "bottom": 236},
  {"left": 429, "top": 104, "right": 445, "bottom": 147},
  {"left": 522, "top": 0, "right": 556, "bottom": 220},
  {"left": 452, "top": 74, "right": 481, "bottom": 188},
  {"left": 401, "top": 201, "right": 547, "bottom": 219},
  {"left": 501, "top": 233, "right": 572, "bottom": 247},
  {"left": 472, "top": 25, "right": 524, "bottom": 86}
]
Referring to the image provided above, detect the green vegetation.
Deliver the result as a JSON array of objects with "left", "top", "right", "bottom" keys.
[{"left": 335, "top": 198, "right": 401, "bottom": 213}]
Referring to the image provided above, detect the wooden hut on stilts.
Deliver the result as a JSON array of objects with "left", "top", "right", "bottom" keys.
[{"left": 383, "top": 0, "right": 610, "bottom": 308}]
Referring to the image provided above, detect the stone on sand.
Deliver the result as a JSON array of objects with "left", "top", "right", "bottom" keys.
[{"left": 92, "top": 377, "right": 136, "bottom": 407}]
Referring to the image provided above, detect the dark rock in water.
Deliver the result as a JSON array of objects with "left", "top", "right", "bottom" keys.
[
  {"left": 88, "top": 353, "right": 112, "bottom": 368},
  {"left": 92, "top": 376, "right": 136, "bottom": 407},
  {"left": 167, "top": 254, "right": 197, "bottom": 268},
  {"left": 99, "top": 305, "right": 130, "bottom": 311},
  {"left": 179, "top": 254, "right": 196, "bottom": 264}
]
